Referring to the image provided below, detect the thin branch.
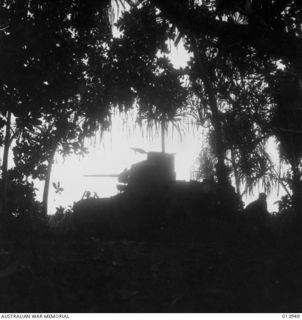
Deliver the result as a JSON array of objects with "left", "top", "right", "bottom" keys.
[
  {"left": 273, "top": 126, "right": 302, "bottom": 135},
  {"left": 9, "top": 128, "right": 20, "bottom": 144}
]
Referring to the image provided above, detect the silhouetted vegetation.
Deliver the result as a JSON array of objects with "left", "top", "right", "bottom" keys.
[{"left": 0, "top": 0, "right": 302, "bottom": 313}]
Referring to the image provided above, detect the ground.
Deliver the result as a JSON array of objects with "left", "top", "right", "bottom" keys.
[{"left": 0, "top": 194, "right": 301, "bottom": 313}]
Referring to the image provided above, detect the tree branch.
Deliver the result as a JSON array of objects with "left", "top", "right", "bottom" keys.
[
  {"left": 148, "top": 0, "right": 302, "bottom": 71},
  {"left": 273, "top": 126, "right": 302, "bottom": 135}
]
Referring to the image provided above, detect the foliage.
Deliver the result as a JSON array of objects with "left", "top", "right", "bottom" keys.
[
  {"left": 145, "top": 0, "right": 302, "bottom": 75},
  {"left": 1, "top": 0, "right": 113, "bottom": 150},
  {"left": 0, "top": 0, "right": 107, "bottom": 117},
  {"left": 0, "top": 0, "right": 114, "bottom": 218},
  {"left": 183, "top": 26, "right": 274, "bottom": 192},
  {"left": 194, "top": 133, "right": 217, "bottom": 181},
  {"left": 269, "top": 68, "right": 302, "bottom": 165},
  {"left": 107, "top": 3, "right": 188, "bottom": 121},
  {"left": 13, "top": 112, "right": 89, "bottom": 180},
  {"left": 266, "top": 66, "right": 302, "bottom": 210},
  {"left": 277, "top": 194, "right": 293, "bottom": 214},
  {"left": 48, "top": 205, "right": 74, "bottom": 234},
  {"left": 0, "top": 0, "right": 302, "bottom": 217},
  {"left": 52, "top": 181, "right": 64, "bottom": 195},
  {"left": 0, "top": 168, "right": 42, "bottom": 218}
]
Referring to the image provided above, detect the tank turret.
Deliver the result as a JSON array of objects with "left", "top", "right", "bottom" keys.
[{"left": 117, "top": 152, "right": 176, "bottom": 193}]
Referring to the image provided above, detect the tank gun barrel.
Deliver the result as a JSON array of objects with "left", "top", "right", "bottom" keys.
[{"left": 83, "top": 174, "right": 120, "bottom": 178}]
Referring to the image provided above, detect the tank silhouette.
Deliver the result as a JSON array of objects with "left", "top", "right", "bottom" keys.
[
  {"left": 77, "top": 150, "right": 240, "bottom": 235},
  {"left": 84, "top": 151, "right": 176, "bottom": 195},
  {"left": 83, "top": 150, "right": 224, "bottom": 200},
  {"left": 117, "top": 151, "right": 176, "bottom": 193},
  {"left": 82, "top": 150, "right": 224, "bottom": 214}
]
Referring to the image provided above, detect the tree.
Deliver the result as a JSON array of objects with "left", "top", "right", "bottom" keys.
[
  {"left": 214, "top": 58, "right": 275, "bottom": 197},
  {"left": 0, "top": 0, "right": 112, "bottom": 221},
  {"left": 106, "top": 3, "right": 188, "bottom": 147},
  {"left": 145, "top": 0, "right": 302, "bottom": 75},
  {"left": 110, "top": 1, "right": 282, "bottom": 195},
  {"left": 268, "top": 67, "right": 302, "bottom": 214},
  {"left": 133, "top": 0, "right": 302, "bottom": 206},
  {"left": 78, "top": 0, "right": 302, "bottom": 214},
  {"left": 13, "top": 110, "right": 95, "bottom": 216},
  {"left": 186, "top": 38, "right": 230, "bottom": 186}
]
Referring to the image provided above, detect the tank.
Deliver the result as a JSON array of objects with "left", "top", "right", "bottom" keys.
[{"left": 117, "top": 152, "right": 176, "bottom": 193}]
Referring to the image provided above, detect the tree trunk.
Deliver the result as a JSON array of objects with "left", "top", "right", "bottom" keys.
[
  {"left": 42, "top": 150, "right": 56, "bottom": 216},
  {"left": 231, "top": 148, "right": 241, "bottom": 195},
  {"left": 291, "top": 164, "right": 302, "bottom": 216},
  {"left": 1, "top": 111, "right": 12, "bottom": 227},
  {"left": 161, "top": 119, "right": 165, "bottom": 153},
  {"left": 192, "top": 39, "right": 229, "bottom": 186}
]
